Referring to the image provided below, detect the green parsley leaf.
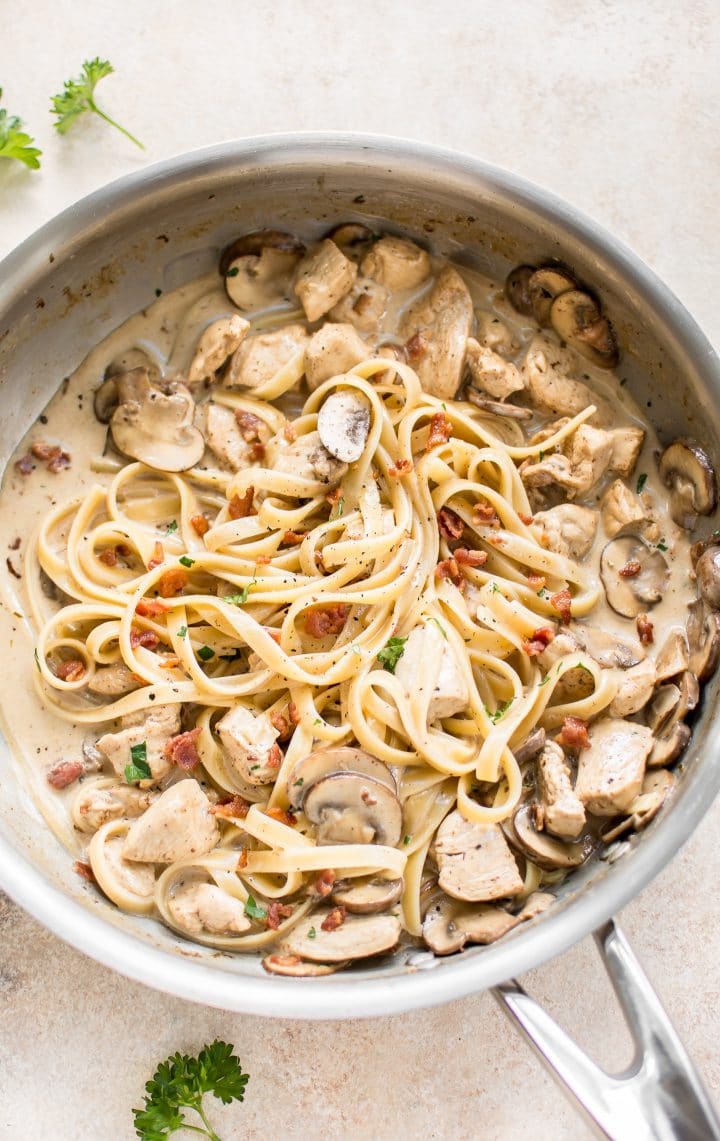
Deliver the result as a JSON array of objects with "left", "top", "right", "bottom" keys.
[
  {"left": 490, "top": 583, "right": 500, "bottom": 593},
  {"left": 539, "top": 674, "right": 551, "bottom": 687},
  {"left": 619, "top": 377, "right": 627, "bottom": 387},
  {"left": 307, "top": 927, "right": 317, "bottom": 939},
  {"left": 154, "top": 288, "right": 163, "bottom": 298},
  {"left": 165, "top": 520, "right": 178, "bottom": 534},
  {"left": 403, "top": 834, "right": 412, "bottom": 846},
  {"left": 313, "top": 718, "right": 322, "bottom": 726},
  {"left": 177, "top": 626, "right": 188, "bottom": 638},
  {"left": 430, "top": 617, "right": 447, "bottom": 639},
  {"left": 224, "top": 577, "right": 255, "bottom": 605},
  {"left": 293, "top": 777, "right": 304, "bottom": 787},
  {"left": 243, "top": 894, "right": 267, "bottom": 921},
  {"left": 331, "top": 496, "right": 345, "bottom": 520},
  {"left": 376, "top": 635, "right": 408, "bottom": 673},
  {"left": 0, "top": 90, "right": 41, "bottom": 170},
  {"left": 197, "top": 645, "right": 215, "bottom": 661},
  {"left": 51, "top": 59, "right": 144, "bottom": 149},
  {"left": 226, "top": 266, "right": 240, "bottom": 277},
  {"left": 636, "top": 472, "right": 648, "bottom": 494},
  {"left": 178, "top": 555, "right": 195, "bottom": 568},
  {"left": 488, "top": 698, "right": 512, "bottom": 723},
  {"left": 657, "top": 540, "right": 668, "bottom": 552},
  {"left": 538, "top": 450, "right": 546, "bottom": 461},
  {"left": 132, "top": 1039, "right": 249, "bottom": 1140},
  {"left": 124, "top": 742, "right": 151, "bottom": 784}
]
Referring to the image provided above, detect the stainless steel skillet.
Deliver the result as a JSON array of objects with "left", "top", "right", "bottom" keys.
[{"left": 0, "top": 134, "right": 717, "bottom": 1140}]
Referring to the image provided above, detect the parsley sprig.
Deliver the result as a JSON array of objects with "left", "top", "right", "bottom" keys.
[
  {"left": 376, "top": 635, "right": 408, "bottom": 673},
  {"left": 0, "top": 90, "right": 41, "bottom": 169},
  {"left": 51, "top": 58, "right": 144, "bottom": 149},
  {"left": 133, "top": 1040, "right": 249, "bottom": 1141}
]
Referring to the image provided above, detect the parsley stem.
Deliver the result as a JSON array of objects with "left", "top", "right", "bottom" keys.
[
  {"left": 88, "top": 98, "right": 144, "bottom": 149},
  {"left": 195, "top": 1104, "right": 221, "bottom": 1141}
]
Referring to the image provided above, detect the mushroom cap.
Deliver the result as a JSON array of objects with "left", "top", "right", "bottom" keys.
[
  {"left": 527, "top": 265, "right": 578, "bottom": 325},
  {"left": 280, "top": 910, "right": 401, "bottom": 963},
  {"left": 600, "top": 535, "right": 670, "bottom": 618},
  {"left": 695, "top": 547, "right": 720, "bottom": 609},
  {"left": 303, "top": 772, "right": 402, "bottom": 847},
  {"left": 687, "top": 599, "right": 720, "bottom": 681},
  {"left": 109, "top": 372, "right": 205, "bottom": 472},
  {"left": 330, "top": 876, "right": 403, "bottom": 914},
  {"left": 549, "top": 289, "right": 619, "bottom": 369},
  {"left": 262, "top": 954, "right": 347, "bottom": 977},
  {"left": 504, "top": 804, "right": 594, "bottom": 870},
  {"left": 224, "top": 247, "right": 302, "bottom": 311},
  {"left": 465, "top": 386, "right": 533, "bottom": 420},
  {"left": 324, "top": 222, "right": 376, "bottom": 262},
  {"left": 648, "top": 722, "right": 690, "bottom": 769},
  {"left": 219, "top": 229, "right": 305, "bottom": 276},
  {"left": 511, "top": 727, "right": 546, "bottom": 764},
  {"left": 658, "top": 439, "right": 717, "bottom": 529},
  {"left": 422, "top": 893, "right": 520, "bottom": 955},
  {"left": 317, "top": 390, "right": 371, "bottom": 462},
  {"left": 504, "top": 265, "right": 536, "bottom": 316},
  {"left": 288, "top": 746, "right": 396, "bottom": 810}
]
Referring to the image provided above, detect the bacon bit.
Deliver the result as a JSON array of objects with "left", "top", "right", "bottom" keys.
[
  {"left": 321, "top": 905, "right": 347, "bottom": 932},
  {"left": 405, "top": 330, "right": 429, "bottom": 363},
  {"left": 229, "top": 487, "right": 256, "bottom": 519},
  {"left": 99, "top": 548, "right": 117, "bottom": 566},
  {"left": 190, "top": 513, "right": 210, "bottom": 537},
  {"left": 136, "top": 598, "right": 168, "bottom": 618},
  {"left": 267, "top": 743, "right": 283, "bottom": 769},
  {"left": 436, "top": 556, "right": 461, "bottom": 585},
  {"left": 521, "top": 627, "right": 556, "bottom": 657},
  {"left": 527, "top": 572, "right": 546, "bottom": 591},
  {"left": 54, "top": 659, "right": 84, "bottom": 683},
  {"left": 437, "top": 507, "right": 464, "bottom": 541},
  {"left": 164, "top": 727, "right": 202, "bottom": 770},
  {"left": 270, "top": 709, "right": 291, "bottom": 738},
  {"left": 288, "top": 701, "right": 300, "bottom": 725},
  {"left": 147, "top": 541, "right": 165, "bottom": 571},
  {"left": 283, "top": 422, "right": 298, "bottom": 443},
  {"left": 250, "top": 442, "right": 266, "bottom": 461},
  {"left": 619, "top": 559, "right": 642, "bottom": 578},
  {"left": 550, "top": 588, "right": 572, "bottom": 624},
  {"left": 47, "top": 450, "right": 71, "bottom": 473},
  {"left": 235, "top": 410, "right": 265, "bottom": 441},
  {"left": 14, "top": 453, "right": 34, "bottom": 475},
  {"left": 256, "top": 554, "right": 271, "bottom": 565},
  {"left": 304, "top": 603, "right": 349, "bottom": 637},
  {"left": 9, "top": 537, "right": 20, "bottom": 551},
  {"left": 266, "top": 902, "right": 294, "bottom": 930},
  {"left": 556, "top": 715, "right": 591, "bottom": 750},
  {"left": 47, "top": 759, "right": 84, "bottom": 789},
  {"left": 518, "top": 512, "right": 534, "bottom": 526},
  {"left": 130, "top": 672, "right": 146, "bottom": 685},
  {"left": 281, "top": 529, "right": 305, "bottom": 546},
  {"left": 314, "top": 870, "right": 336, "bottom": 897},
  {"left": 160, "top": 656, "right": 180, "bottom": 669},
  {"left": 266, "top": 953, "right": 301, "bottom": 968},
  {"left": 636, "top": 613, "right": 655, "bottom": 645},
  {"left": 211, "top": 795, "right": 251, "bottom": 820},
  {"left": 5, "top": 557, "right": 20, "bottom": 580},
  {"left": 237, "top": 849, "right": 249, "bottom": 869},
  {"left": 263, "top": 626, "right": 282, "bottom": 644},
  {"left": 130, "top": 626, "right": 160, "bottom": 651},
  {"left": 454, "top": 547, "right": 488, "bottom": 567},
  {"left": 325, "top": 487, "right": 343, "bottom": 509},
  {"left": 266, "top": 806, "right": 297, "bottom": 826},
  {"left": 388, "top": 458, "right": 413, "bottom": 478},
  {"left": 426, "top": 411, "right": 452, "bottom": 451},
  {"left": 30, "top": 442, "right": 71, "bottom": 472},
  {"left": 157, "top": 567, "right": 188, "bottom": 598},
  {"left": 472, "top": 500, "right": 500, "bottom": 526},
  {"left": 73, "top": 860, "right": 96, "bottom": 883}
]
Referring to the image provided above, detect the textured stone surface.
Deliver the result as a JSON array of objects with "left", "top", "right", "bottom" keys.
[{"left": 0, "top": 3, "right": 718, "bottom": 1138}]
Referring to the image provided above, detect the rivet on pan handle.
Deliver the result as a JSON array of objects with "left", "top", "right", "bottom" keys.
[{"left": 493, "top": 919, "right": 720, "bottom": 1141}]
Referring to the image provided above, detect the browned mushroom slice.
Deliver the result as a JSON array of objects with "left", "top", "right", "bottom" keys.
[
  {"left": 303, "top": 772, "right": 402, "bottom": 847},
  {"left": 108, "top": 369, "right": 205, "bottom": 472},
  {"left": 686, "top": 599, "right": 720, "bottom": 681},
  {"left": 648, "top": 723, "right": 690, "bottom": 769},
  {"left": 331, "top": 877, "right": 403, "bottom": 914},
  {"left": 658, "top": 440, "right": 717, "bottom": 529},
  {"left": 219, "top": 230, "right": 305, "bottom": 275},
  {"left": 514, "top": 891, "right": 555, "bottom": 922},
  {"left": 280, "top": 911, "right": 401, "bottom": 963},
  {"left": 422, "top": 894, "right": 519, "bottom": 955},
  {"left": 504, "top": 804, "right": 593, "bottom": 870},
  {"left": 504, "top": 265, "right": 536, "bottom": 316},
  {"left": 422, "top": 896, "right": 468, "bottom": 955},
  {"left": 511, "top": 727, "right": 546, "bottom": 764},
  {"left": 96, "top": 349, "right": 162, "bottom": 422},
  {"left": 695, "top": 546, "right": 720, "bottom": 609},
  {"left": 600, "top": 536, "right": 669, "bottom": 619},
  {"left": 601, "top": 769, "right": 676, "bottom": 843},
  {"left": 528, "top": 266, "right": 578, "bottom": 326},
  {"left": 645, "top": 671, "right": 697, "bottom": 769},
  {"left": 324, "top": 222, "right": 376, "bottom": 262},
  {"left": 549, "top": 290, "right": 619, "bottom": 369},
  {"left": 288, "top": 746, "right": 396, "bottom": 810},
  {"left": 317, "top": 391, "right": 371, "bottom": 462},
  {"left": 465, "top": 386, "right": 533, "bottom": 421},
  {"left": 655, "top": 630, "right": 690, "bottom": 682},
  {"left": 262, "top": 954, "right": 348, "bottom": 977}
]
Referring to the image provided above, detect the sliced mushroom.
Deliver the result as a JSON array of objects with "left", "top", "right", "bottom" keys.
[
  {"left": 288, "top": 746, "right": 396, "bottom": 810},
  {"left": 645, "top": 671, "right": 697, "bottom": 768},
  {"left": 303, "top": 772, "right": 402, "bottom": 846},
  {"left": 695, "top": 546, "right": 720, "bottom": 609},
  {"left": 95, "top": 349, "right": 162, "bottom": 422},
  {"left": 324, "top": 222, "right": 376, "bottom": 262},
  {"left": 109, "top": 369, "right": 205, "bottom": 472},
  {"left": 511, "top": 727, "right": 546, "bottom": 764},
  {"left": 601, "top": 769, "right": 675, "bottom": 842},
  {"left": 280, "top": 911, "right": 401, "bottom": 963},
  {"left": 528, "top": 266, "right": 577, "bottom": 326},
  {"left": 422, "top": 895, "right": 467, "bottom": 955},
  {"left": 187, "top": 315, "right": 250, "bottom": 386},
  {"left": 686, "top": 599, "right": 720, "bottom": 681},
  {"left": 549, "top": 290, "right": 619, "bottom": 369},
  {"left": 330, "top": 876, "right": 403, "bottom": 914},
  {"left": 219, "top": 229, "right": 305, "bottom": 275},
  {"left": 316, "top": 390, "right": 371, "bottom": 463},
  {"left": 504, "top": 265, "right": 535, "bottom": 316},
  {"left": 465, "top": 386, "right": 533, "bottom": 420},
  {"left": 514, "top": 891, "right": 555, "bottom": 922},
  {"left": 422, "top": 894, "right": 519, "bottom": 955},
  {"left": 655, "top": 630, "right": 690, "bottom": 682},
  {"left": 262, "top": 954, "right": 347, "bottom": 977},
  {"left": 648, "top": 722, "right": 690, "bottom": 769},
  {"left": 220, "top": 231, "right": 305, "bottom": 311},
  {"left": 600, "top": 535, "right": 669, "bottom": 618},
  {"left": 503, "top": 804, "right": 594, "bottom": 870},
  {"left": 94, "top": 377, "right": 121, "bottom": 424},
  {"left": 658, "top": 440, "right": 717, "bottom": 529}
]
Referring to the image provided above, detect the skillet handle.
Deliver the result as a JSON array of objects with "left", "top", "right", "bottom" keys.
[{"left": 492, "top": 919, "right": 720, "bottom": 1141}]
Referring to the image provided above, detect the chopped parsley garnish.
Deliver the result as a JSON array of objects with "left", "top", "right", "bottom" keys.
[
  {"left": 198, "top": 645, "right": 215, "bottom": 661},
  {"left": 403, "top": 834, "right": 412, "bottom": 846},
  {"left": 657, "top": 540, "right": 668, "bottom": 552},
  {"left": 539, "top": 674, "right": 551, "bottom": 687},
  {"left": 331, "top": 496, "right": 345, "bottom": 520},
  {"left": 243, "top": 894, "right": 267, "bottom": 921},
  {"left": 313, "top": 718, "right": 322, "bottom": 726},
  {"left": 487, "top": 699, "right": 512, "bottom": 723},
  {"left": 538, "top": 450, "right": 546, "bottom": 461},
  {"left": 430, "top": 617, "right": 447, "bottom": 639},
  {"left": 636, "top": 473, "right": 648, "bottom": 494},
  {"left": 226, "top": 266, "right": 240, "bottom": 277},
  {"left": 132, "top": 1039, "right": 248, "bottom": 1141},
  {"left": 177, "top": 626, "right": 188, "bottom": 638},
  {"left": 293, "top": 777, "right": 304, "bottom": 787},
  {"left": 124, "top": 741, "right": 151, "bottom": 783},
  {"left": 376, "top": 635, "right": 408, "bottom": 673},
  {"left": 307, "top": 927, "right": 317, "bottom": 939},
  {"left": 166, "top": 520, "right": 178, "bottom": 534},
  {"left": 179, "top": 555, "right": 195, "bottom": 568}
]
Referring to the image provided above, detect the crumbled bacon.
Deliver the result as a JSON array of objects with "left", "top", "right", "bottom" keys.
[
  {"left": 47, "top": 759, "right": 84, "bottom": 789},
  {"left": 556, "top": 715, "right": 591, "bottom": 750},
  {"left": 237, "top": 849, "right": 249, "bottom": 869},
  {"left": 99, "top": 548, "right": 118, "bottom": 566},
  {"left": 256, "top": 554, "right": 271, "bottom": 565},
  {"left": 73, "top": 860, "right": 96, "bottom": 883},
  {"left": 283, "top": 422, "right": 298, "bottom": 443},
  {"left": 388, "top": 458, "right": 413, "bottom": 478},
  {"left": 619, "top": 559, "right": 642, "bottom": 578},
  {"left": 130, "top": 626, "right": 160, "bottom": 651},
  {"left": 265, "top": 953, "right": 301, "bottom": 968},
  {"left": 288, "top": 701, "right": 300, "bottom": 725},
  {"left": 250, "top": 443, "right": 266, "bottom": 461},
  {"left": 235, "top": 410, "right": 265, "bottom": 441},
  {"left": 263, "top": 627, "right": 283, "bottom": 644},
  {"left": 267, "top": 743, "right": 283, "bottom": 769},
  {"left": 266, "top": 806, "right": 297, "bottom": 826},
  {"left": 136, "top": 598, "right": 168, "bottom": 618},
  {"left": 147, "top": 541, "right": 165, "bottom": 571},
  {"left": 437, "top": 507, "right": 464, "bottom": 541},
  {"left": 304, "top": 603, "right": 349, "bottom": 637},
  {"left": 325, "top": 487, "right": 343, "bottom": 509},
  {"left": 270, "top": 704, "right": 299, "bottom": 740},
  {"left": 636, "top": 612, "right": 654, "bottom": 645},
  {"left": 47, "top": 450, "right": 71, "bottom": 473},
  {"left": 55, "top": 659, "right": 86, "bottom": 682},
  {"left": 550, "top": 588, "right": 572, "bottom": 624},
  {"left": 157, "top": 567, "right": 188, "bottom": 597},
  {"left": 14, "top": 453, "right": 34, "bottom": 475},
  {"left": 160, "top": 656, "right": 180, "bottom": 669},
  {"left": 190, "top": 513, "right": 210, "bottom": 537},
  {"left": 472, "top": 500, "right": 500, "bottom": 526},
  {"left": 518, "top": 512, "right": 534, "bottom": 526},
  {"left": 266, "top": 902, "right": 294, "bottom": 930},
  {"left": 314, "top": 870, "right": 336, "bottom": 897},
  {"left": 454, "top": 547, "right": 488, "bottom": 568},
  {"left": 211, "top": 795, "right": 251, "bottom": 819},
  {"left": 229, "top": 487, "right": 256, "bottom": 519},
  {"left": 30, "top": 441, "right": 71, "bottom": 472},
  {"left": 436, "top": 557, "right": 461, "bottom": 586},
  {"left": 164, "top": 727, "right": 202, "bottom": 770},
  {"left": 405, "top": 331, "right": 429, "bottom": 363},
  {"left": 521, "top": 626, "right": 556, "bottom": 657},
  {"left": 281, "top": 530, "right": 305, "bottom": 546},
  {"left": 321, "top": 905, "right": 347, "bottom": 932},
  {"left": 426, "top": 411, "right": 452, "bottom": 451},
  {"left": 527, "top": 572, "right": 546, "bottom": 591}
]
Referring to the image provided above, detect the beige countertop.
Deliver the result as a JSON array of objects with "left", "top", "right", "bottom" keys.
[{"left": 0, "top": 3, "right": 718, "bottom": 1137}]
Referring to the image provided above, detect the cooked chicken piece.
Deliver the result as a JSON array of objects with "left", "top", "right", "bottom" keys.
[
  {"left": 329, "top": 275, "right": 389, "bottom": 331},
  {"left": 537, "top": 630, "right": 580, "bottom": 672},
  {"left": 267, "top": 429, "right": 347, "bottom": 487},
  {"left": 522, "top": 425, "right": 613, "bottom": 505},
  {"left": 474, "top": 311, "right": 519, "bottom": 357},
  {"left": 97, "top": 704, "right": 181, "bottom": 783},
  {"left": 188, "top": 315, "right": 250, "bottom": 386},
  {"left": 204, "top": 403, "right": 253, "bottom": 472},
  {"left": 601, "top": 479, "right": 646, "bottom": 538},
  {"left": 655, "top": 630, "right": 689, "bottom": 682},
  {"left": 394, "top": 622, "right": 469, "bottom": 723},
  {"left": 522, "top": 337, "right": 612, "bottom": 424},
  {"left": 123, "top": 779, "right": 219, "bottom": 863},
  {"left": 608, "top": 658, "right": 657, "bottom": 717},
  {"left": 465, "top": 338, "right": 525, "bottom": 400},
  {"left": 537, "top": 741, "right": 586, "bottom": 839},
  {"left": 75, "top": 784, "right": 158, "bottom": 832},
  {"left": 400, "top": 267, "right": 474, "bottom": 400},
  {"left": 304, "top": 323, "right": 369, "bottom": 390},
  {"left": 167, "top": 881, "right": 251, "bottom": 935},
  {"left": 88, "top": 663, "right": 142, "bottom": 697},
  {"left": 435, "top": 811, "right": 524, "bottom": 901},
  {"left": 216, "top": 704, "right": 282, "bottom": 785},
  {"left": 294, "top": 240, "right": 357, "bottom": 322},
  {"left": 575, "top": 718, "right": 652, "bottom": 816},
  {"left": 609, "top": 428, "right": 645, "bottom": 478},
  {"left": 533, "top": 504, "right": 598, "bottom": 559},
  {"left": 226, "top": 324, "right": 309, "bottom": 389},
  {"left": 360, "top": 236, "right": 430, "bottom": 291}
]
